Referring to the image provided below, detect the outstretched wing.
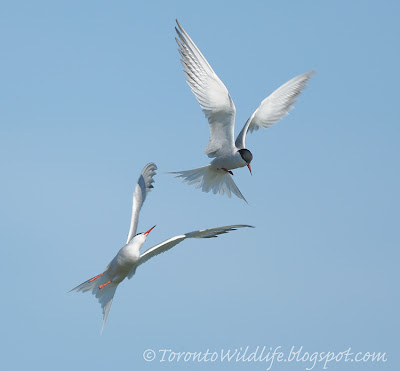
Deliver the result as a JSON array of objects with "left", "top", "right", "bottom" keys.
[
  {"left": 176, "top": 20, "right": 236, "bottom": 158},
  {"left": 127, "top": 225, "right": 254, "bottom": 278},
  {"left": 126, "top": 163, "right": 157, "bottom": 244},
  {"left": 235, "top": 71, "right": 315, "bottom": 149}
]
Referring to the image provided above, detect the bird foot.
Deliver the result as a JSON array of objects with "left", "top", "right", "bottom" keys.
[
  {"left": 218, "top": 168, "right": 233, "bottom": 175},
  {"left": 99, "top": 280, "right": 111, "bottom": 289},
  {"left": 89, "top": 272, "right": 104, "bottom": 282}
]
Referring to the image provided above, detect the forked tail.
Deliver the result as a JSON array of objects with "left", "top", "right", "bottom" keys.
[
  {"left": 70, "top": 271, "right": 117, "bottom": 333},
  {"left": 170, "top": 165, "right": 247, "bottom": 202}
]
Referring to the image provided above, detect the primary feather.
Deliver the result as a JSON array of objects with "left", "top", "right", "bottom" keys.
[
  {"left": 176, "top": 20, "right": 236, "bottom": 158},
  {"left": 126, "top": 163, "right": 157, "bottom": 243},
  {"left": 235, "top": 71, "right": 315, "bottom": 149},
  {"left": 173, "top": 20, "right": 314, "bottom": 202},
  {"left": 130, "top": 224, "right": 254, "bottom": 276}
]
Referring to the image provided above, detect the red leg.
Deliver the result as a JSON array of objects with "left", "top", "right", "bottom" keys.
[
  {"left": 89, "top": 272, "right": 104, "bottom": 282},
  {"left": 99, "top": 280, "right": 112, "bottom": 289}
]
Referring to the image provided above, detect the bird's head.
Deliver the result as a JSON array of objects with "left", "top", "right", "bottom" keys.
[
  {"left": 132, "top": 225, "right": 156, "bottom": 248},
  {"left": 238, "top": 149, "right": 253, "bottom": 175}
]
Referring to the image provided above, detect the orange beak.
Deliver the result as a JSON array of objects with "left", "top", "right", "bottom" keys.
[
  {"left": 144, "top": 225, "right": 156, "bottom": 235},
  {"left": 247, "top": 164, "right": 252, "bottom": 175}
]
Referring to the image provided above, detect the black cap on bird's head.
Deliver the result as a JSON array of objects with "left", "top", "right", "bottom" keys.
[{"left": 238, "top": 149, "right": 253, "bottom": 175}]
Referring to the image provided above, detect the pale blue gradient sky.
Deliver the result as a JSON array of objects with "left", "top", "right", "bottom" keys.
[{"left": 1, "top": 1, "right": 398, "bottom": 370}]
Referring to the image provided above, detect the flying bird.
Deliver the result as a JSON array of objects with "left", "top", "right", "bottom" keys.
[
  {"left": 171, "top": 20, "right": 314, "bottom": 202},
  {"left": 70, "top": 162, "right": 253, "bottom": 332}
]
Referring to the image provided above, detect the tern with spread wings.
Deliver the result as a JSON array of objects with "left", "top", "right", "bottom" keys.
[
  {"left": 70, "top": 163, "right": 253, "bottom": 332},
  {"left": 171, "top": 20, "right": 314, "bottom": 202}
]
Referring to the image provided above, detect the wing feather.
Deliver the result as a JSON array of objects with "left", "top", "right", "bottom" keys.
[
  {"left": 176, "top": 20, "right": 236, "bottom": 157},
  {"left": 126, "top": 163, "right": 157, "bottom": 244},
  {"left": 131, "top": 225, "right": 254, "bottom": 273},
  {"left": 235, "top": 71, "right": 315, "bottom": 149}
]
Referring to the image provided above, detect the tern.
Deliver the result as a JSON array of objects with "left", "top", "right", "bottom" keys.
[
  {"left": 70, "top": 163, "right": 253, "bottom": 332},
  {"left": 171, "top": 20, "right": 314, "bottom": 202}
]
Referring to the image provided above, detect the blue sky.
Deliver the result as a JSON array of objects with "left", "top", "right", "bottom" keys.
[{"left": 1, "top": 1, "right": 398, "bottom": 370}]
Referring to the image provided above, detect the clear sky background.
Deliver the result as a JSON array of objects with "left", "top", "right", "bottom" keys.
[{"left": 1, "top": 1, "right": 398, "bottom": 370}]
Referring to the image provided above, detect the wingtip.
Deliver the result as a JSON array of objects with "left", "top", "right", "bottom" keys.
[
  {"left": 175, "top": 27, "right": 184, "bottom": 41},
  {"left": 165, "top": 171, "right": 180, "bottom": 175},
  {"left": 306, "top": 70, "right": 317, "bottom": 79},
  {"left": 238, "top": 193, "right": 248, "bottom": 204},
  {"left": 146, "top": 162, "right": 158, "bottom": 170}
]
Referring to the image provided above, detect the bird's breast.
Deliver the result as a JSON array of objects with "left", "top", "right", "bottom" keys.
[
  {"left": 117, "top": 248, "right": 140, "bottom": 266},
  {"left": 107, "top": 247, "right": 139, "bottom": 281},
  {"left": 210, "top": 152, "right": 246, "bottom": 170}
]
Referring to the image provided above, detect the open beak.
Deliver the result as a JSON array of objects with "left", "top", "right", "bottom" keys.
[
  {"left": 144, "top": 225, "right": 156, "bottom": 235},
  {"left": 247, "top": 164, "right": 252, "bottom": 175}
]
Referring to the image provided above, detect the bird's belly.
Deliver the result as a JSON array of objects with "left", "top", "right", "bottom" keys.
[
  {"left": 107, "top": 251, "right": 139, "bottom": 282},
  {"left": 210, "top": 155, "right": 245, "bottom": 170}
]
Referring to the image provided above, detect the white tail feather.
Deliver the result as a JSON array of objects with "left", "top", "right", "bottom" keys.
[
  {"left": 170, "top": 165, "right": 247, "bottom": 202},
  {"left": 70, "top": 272, "right": 118, "bottom": 334},
  {"left": 97, "top": 284, "right": 117, "bottom": 334}
]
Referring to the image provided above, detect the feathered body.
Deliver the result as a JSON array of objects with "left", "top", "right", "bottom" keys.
[
  {"left": 210, "top": 150, "right": 247, "bottom": 171},
  {"left": 171, "top": 20, "right": 314, "bottom": 202},
  {"left": 105, "top": 234, "right": 144, "bottom": 282},
  {"left": 70, "top": 162, "right": 253, "bottom": 332}
]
